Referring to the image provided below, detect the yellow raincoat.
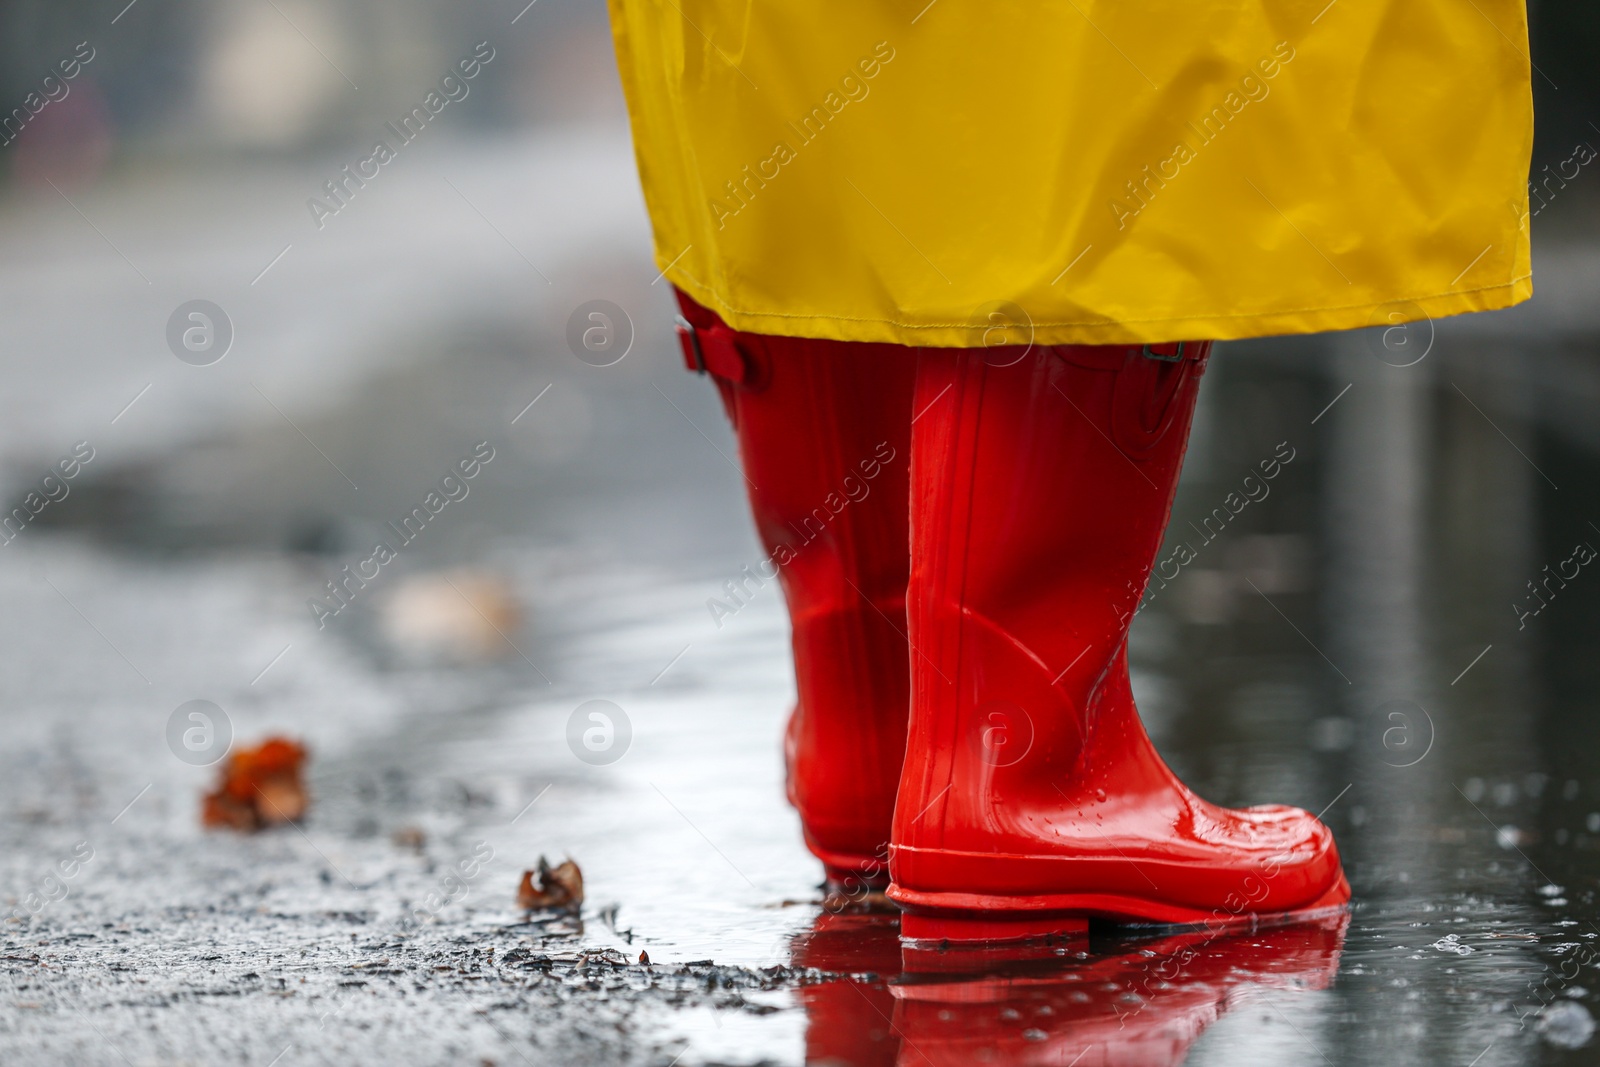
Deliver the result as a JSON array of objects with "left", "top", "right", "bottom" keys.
[{"left": 606, "top": 1, "right": 1534, "bottom": 346}]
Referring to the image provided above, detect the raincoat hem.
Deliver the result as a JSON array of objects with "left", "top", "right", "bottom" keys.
[{"left": 662, "top": 271, "right": 1533, "bottom": 349}]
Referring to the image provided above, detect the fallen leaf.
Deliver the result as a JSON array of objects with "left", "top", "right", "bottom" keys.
[
  {"left": 638, "top": 950, "right": 650, "bottom": 965},
  {"left": 516, "top": 856, "right": 583, "bottom": 912},
  {"left": 202, "top": 737, "right": 308, "bottom": 832},
  {"left": 391, "top": 826, "right": 427, "bottom": 853}
]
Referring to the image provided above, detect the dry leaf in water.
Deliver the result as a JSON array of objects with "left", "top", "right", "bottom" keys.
[
  {"left": 516, "top": 856, "right": 583, "bottom": 911},
  {"left": 202, "top": 737, "right": 308, "bottom": 832}
]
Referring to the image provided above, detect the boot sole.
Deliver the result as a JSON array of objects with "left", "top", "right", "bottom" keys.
[{"left": 890, "top": 873, "right": 1351, "bottom": 943}]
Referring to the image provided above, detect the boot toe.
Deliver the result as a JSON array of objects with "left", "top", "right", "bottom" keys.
[
  {"left": 1209, "top": 803, "right": 1348, "bottom": 909},
  {"left": 1222, "top": 803, "right": 1337, "bottom": 853}
]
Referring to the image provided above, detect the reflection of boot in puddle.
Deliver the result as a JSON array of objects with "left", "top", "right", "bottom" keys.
[
  {"left": 890, "top": 914, "right": 1348, "bottom": 1066},
  {"left": 788, "top": 912, "right": 1345, "bottom": 1066},
  {"left": 789, "top": 911, "right": 907, "bottom": 1067}
]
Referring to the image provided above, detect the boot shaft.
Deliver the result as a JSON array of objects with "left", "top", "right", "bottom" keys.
[{"left": 897, "top": 344, "right": 1210, "bottom": 850}]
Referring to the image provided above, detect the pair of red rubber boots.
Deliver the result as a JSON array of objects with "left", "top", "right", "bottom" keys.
[{"left": 676, "top": 292, "right": 1349, "bottom": 940}]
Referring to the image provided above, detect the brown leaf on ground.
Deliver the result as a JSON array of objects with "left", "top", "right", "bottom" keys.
[
  {"left": 391, "top": 826, "right": 427, "bottom": 853},
  {"left": 201, "top": 737, "right": 308, "bottom": 832},
  {"left": 516, "top": 856, "right": 583, "bottom": 911}
]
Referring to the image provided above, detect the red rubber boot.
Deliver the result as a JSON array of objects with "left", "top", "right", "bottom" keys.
[
  {"left": 675, "top": 293, "right": 916, "bottom": 888},
  {"left": 888, "top": 343, "right": 1349, "bottom": 938}
]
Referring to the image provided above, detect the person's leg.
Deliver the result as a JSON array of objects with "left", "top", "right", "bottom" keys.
[
  {"left": 675, "top": 293, "right": 916, "bottom": 886},
  {"left": 889, "top": 342, "right": 1348, "bottom": 937}
]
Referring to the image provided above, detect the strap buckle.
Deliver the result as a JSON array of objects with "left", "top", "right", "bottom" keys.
[
  {"left": 674, "top": 315, "right": 749, "bottom": 384},
  {"left": 1140, "top": 342, "right": 1186, "bottom": 363},
  {"left": 675, "top": 315, "right": 706, "bottom": 374}
]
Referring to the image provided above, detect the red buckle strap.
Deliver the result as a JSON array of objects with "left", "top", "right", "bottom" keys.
[{"left": 675, "top": 316, "right": 749, "bottom": 384}]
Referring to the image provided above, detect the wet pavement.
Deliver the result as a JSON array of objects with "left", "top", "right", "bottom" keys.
[{"left": 3, "top": 132, "right": 1600, "bottom": 1066}]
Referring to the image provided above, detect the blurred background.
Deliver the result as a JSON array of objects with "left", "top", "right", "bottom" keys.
[{"left": 0, "top": 1, "right": 1597, "bottom": 1065}]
